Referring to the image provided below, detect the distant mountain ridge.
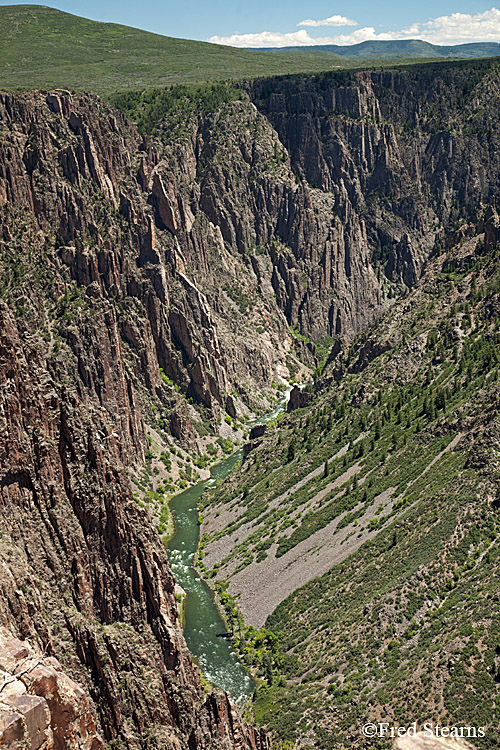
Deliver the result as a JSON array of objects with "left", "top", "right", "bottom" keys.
[
  {"left": 250, "top": 39, "right": 500, "bottom": 60},
  {"left": 0, "top": 4, "right": 347, "bottom": 94}
]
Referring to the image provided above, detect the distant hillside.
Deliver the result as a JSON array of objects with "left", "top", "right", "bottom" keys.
[
  {"left": 0, "top": 4, "right": 346, "bottom": 94},
  {"left": 253, "top": 39, "right": 500, "bottom": 60}
]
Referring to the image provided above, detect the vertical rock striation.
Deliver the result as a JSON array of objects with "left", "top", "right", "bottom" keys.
[
  {"left": 247, "top": 64, "right": 500, "bottom": 299},
  {"left": 1, "top": 63, "right": 500, "bottom": 748},
  {"left": 0, "top": 300, "right": 269, "bottom": 748}
]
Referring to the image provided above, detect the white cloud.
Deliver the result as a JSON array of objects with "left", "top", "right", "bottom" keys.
[
  {"left": 298, "top": 15, "right": 358, "bottom": 28},
  {"left": 209, "top": 7, "right": 500, "bottom": 48},
  {"left": 209, "top": 29, "right": 337, "bottom": 47},
  {"left": 418, "top": 7, "right": 500, "bottom": 43},
  {"left": 329, "top": 8, "right": 500, "bottom": 45}
]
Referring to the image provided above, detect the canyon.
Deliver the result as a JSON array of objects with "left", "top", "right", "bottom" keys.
[{"left": 1, "top": 57, "right": 500, "bottom": 748}]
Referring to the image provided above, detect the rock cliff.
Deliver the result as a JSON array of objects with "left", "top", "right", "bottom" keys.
[
  {"left": 247, "top": 63, "right": 500, "bottom": 301},
  {"left": 0, "top": 299, "right": 269, "bottom": 749},
  {"left": 1, "top": 60, "right": 500, "bottom": 749},
  {"left": 0, "top": 89, "right": 299, "bottom": 467},
  {"left": 0, "top": 627, "right": 104, "bottom": 750}
]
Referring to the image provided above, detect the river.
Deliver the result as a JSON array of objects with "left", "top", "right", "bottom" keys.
[{"left": 167, "top": 389, "right": 290, "bottom": 703}]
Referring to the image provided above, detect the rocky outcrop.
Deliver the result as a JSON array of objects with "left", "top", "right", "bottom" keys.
[
  {"left": 481, "top": 205, "right": 500, "bottom": 251},
  {"left": 249, "top": 424, "right": 267, "bottom": 441},
  {"left": 286, "top": 385, "right": 312, "bottom": 412},
  {"left": 247, "top": 64, "right": 500, "bottom": 297},
  {"left": 0, "top": 628, "right": 103, "bottom": 750},
  {"left": 243, "top": 425, "right": 269, "bottom": 458}
]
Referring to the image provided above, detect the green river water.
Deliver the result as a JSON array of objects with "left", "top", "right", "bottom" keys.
[{"left": 167, "top": 391, "right": 289, "bottom": 704}]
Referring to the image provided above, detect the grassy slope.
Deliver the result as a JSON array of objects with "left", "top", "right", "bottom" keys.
[
  {"left": 203, "top": 226, "right": 500, "bottom": 748},
  {"left": 0, "top": 4, "right": 351, "bottom": 94}
]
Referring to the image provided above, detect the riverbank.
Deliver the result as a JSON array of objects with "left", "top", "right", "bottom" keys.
[
  {"left": 167, "top": 451, "right": 256, "bottom": 703},
  {"left": 165, "top": 387, "right": 291, "bottom": 703}
]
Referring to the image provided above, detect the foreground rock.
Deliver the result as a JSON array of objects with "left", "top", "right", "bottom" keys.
[{"left": 0, "top": 627, "right": 104, "bottom": 750}]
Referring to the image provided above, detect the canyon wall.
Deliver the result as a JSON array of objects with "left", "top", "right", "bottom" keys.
[
  {"left": 1, "top": 61, "right": 500, "bottom": 747},
  {"left": 248, "top": 63, "right": 500, "bottom": 298},
  {"left": 0, "top": 91, "right": 276, "bottom": 749},
  {"left": 0, "top": 297, "right": 269, "bottom": 749}
]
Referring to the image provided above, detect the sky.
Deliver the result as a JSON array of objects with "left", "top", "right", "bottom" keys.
[{"left": 1, "top": 1, "right": 499, "bottom": 47}]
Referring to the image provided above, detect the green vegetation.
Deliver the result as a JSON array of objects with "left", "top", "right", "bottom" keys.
[
  {"left": 222, "top": 282, "right": 253, "bottom": 315},
  {"left": 0, "top": 5, "right": 353, "bottom": 95},
  {"left": 289, "top": 326, "right": 333, "bottom": 380},
  {"left": 204, "top": 225, "right": 500, "bottom": 748},
  {"left": 213, "top": 581, "right": 282, "bottom": 686},
  {"left": 217, "top": 436, "right": 234, "bottom": 455},
  {"left": 4, "top": 6, "right": 496, "bottom": 99},
  {"left": 260, "top": 39, "right": 500, "bottom": 60},
  {"left": 111, "top": 83, "right": 240, "bottom": 134}
]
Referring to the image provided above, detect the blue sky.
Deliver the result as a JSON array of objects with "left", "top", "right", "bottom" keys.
[{"left": 2, "top": 1, "right": 499, "bottom": 46}]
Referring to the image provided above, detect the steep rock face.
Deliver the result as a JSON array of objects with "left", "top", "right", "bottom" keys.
[
  {"left": 0, "top": 88, "right": 295, "bottom": 750},
  {"left": 1, "top": 64, "right": 500, "bottom": 749},
  {"left": 2, "top": 66, "right": 500, "bottom": 370},
  {"left": 0, "top": 90, "right": 297, "bottom": 467},
  {"left": 247, "top": 64, "right": 500, "bottom": 294},
  {"left": 166, "top": 99, "right": 383, "bottom": 340},
  {"left": 0, "top": 301, "right": 269, "bottom": 749}
]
